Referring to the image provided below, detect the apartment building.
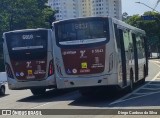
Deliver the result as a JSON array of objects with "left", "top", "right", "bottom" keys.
[
  {"left": 47, "top": 0, "right": 122, "bottom": 20},
  {"left": 79, "top": 0, "right": 92, "bottom": 17},
  {"left": 91, "top": 0, "right": 122, "bottom": 19},
  {"left": 47, "top": 0, "right": 78, "bottom": 20}
]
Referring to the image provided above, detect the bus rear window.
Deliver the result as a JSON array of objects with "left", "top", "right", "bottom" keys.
[
  {"left": 56, "top": 20, "right": 109, "bottom": 43},
  {"left": 6, "top": 30, "right": 47, "bottom": 51}
]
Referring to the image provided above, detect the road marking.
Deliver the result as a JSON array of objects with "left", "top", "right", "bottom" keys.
[
  {"left": 30, "top": 91, "right": 79, "bottom": 109},
  {"left": 132, "top": 92, "right": 153, "bottom": 95},
  {"left": 149, "top": 84, "right": 160, "bottom": 86},
  {"left": 31, "top": 100, "right": 71, "bottom": 109},
  {"left": 140, "top": 87, "right": 160, "bottom": 91},
  {"left": 31, "top": 103, "right": 50, "bottom": 109},
  {"left": 109, "top": 90, "right": 160, "bottom": 105},
  {"left": 109, "top": 61, "right": 160, "bottom": 105}
]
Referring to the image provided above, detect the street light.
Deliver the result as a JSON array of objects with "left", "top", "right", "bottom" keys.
[{"left": 135, "top": 2, "right": 160, "bottom": 14}]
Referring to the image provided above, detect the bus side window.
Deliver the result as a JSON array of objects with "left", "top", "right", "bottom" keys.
[
  {"left": 140, "top": 36, "right": 145, "bottom": 59},
  {"left": 114, "top": 24, "right": 130, "bottom": 60},
  {"left": 135, "top": 35, "right": 145, "bottom": 59},
  {"left": 123, "top": 30, "right": 132, "bottom": 61},
  {"left": 114, "top": 24, "right": 123, "bottom": 64}
]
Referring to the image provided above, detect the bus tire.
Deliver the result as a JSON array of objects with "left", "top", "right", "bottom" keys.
[
  {"left": 0, "top": 86, "right": 5, "bottom": 95},
  {"left": 129, "top": 69, "right": 134, "bottom": 92},
  {"left": 30, "top": 88, "right": 46, "bottom": 96}
]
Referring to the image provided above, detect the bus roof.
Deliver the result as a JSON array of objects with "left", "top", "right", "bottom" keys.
[
  {"left": 3, "top": 28, "right": 50, "bottom": 35},
  {"left": 112, "top": 17, "right": 146, "bottom": 35},
  {"left": 52, "top": 16, "right": 110, "bottom": 24},
  {"left": 52, "top": 16, "right": 145, "bottom": 35}
]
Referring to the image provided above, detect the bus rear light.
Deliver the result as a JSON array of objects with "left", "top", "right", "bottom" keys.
[
  {"left": 48, "top": 59, "right": 54, "bottom": 76},
  {"left": 6, "top": 63, "right": 14, "bottom": 78}
]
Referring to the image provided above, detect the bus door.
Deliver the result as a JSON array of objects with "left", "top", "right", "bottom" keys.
[
  {"left": 132, "top": 34, "right": 146, "bottom": 81},
  {"left": 114, "top": 24, "right": 127, "bottom": 87},
  {"left": 115, "top": 24, "right": 134, "bottom": 87}
]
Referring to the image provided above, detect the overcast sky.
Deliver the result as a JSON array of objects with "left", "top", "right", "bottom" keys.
[{"left": 122, "top": 0, "right": 160, "bottom": 15}]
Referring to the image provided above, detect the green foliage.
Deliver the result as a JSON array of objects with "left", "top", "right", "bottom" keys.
[
  {"left": 125, "top": 11, "right": 160, "bottom": 52},
  {"left": 0, "top": 0, "right": 55, "bottom": 71},
  {"left": 0, "top": 0, "right": 55, "bottom": 30}
]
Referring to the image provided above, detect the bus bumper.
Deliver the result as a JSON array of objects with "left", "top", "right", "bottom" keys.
[
  {"left": 56, "top": 73, "right": 118, "bottom": 89},
  {"left": 7, "top": 75, "right": 56, "bottom": 90}
]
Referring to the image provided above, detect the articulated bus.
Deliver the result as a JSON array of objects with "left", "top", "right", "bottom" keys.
[
  {"left": 3, "top": 29, "right": 55, "bottom": 95},
  {"left": 52, "top": 17, "right": 148, "bottom": 96}
]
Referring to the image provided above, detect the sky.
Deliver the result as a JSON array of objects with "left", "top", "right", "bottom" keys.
[{"left": 122, "top": 0, "right": 160, "bottom": 15}]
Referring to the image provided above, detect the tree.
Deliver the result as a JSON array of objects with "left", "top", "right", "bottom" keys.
[
  {"left": 0, "top": 0, "right": 55, "bottom": 31},
  {"left": 0, "top": 0, "right": 56, "bottom": 71},
  {"left": 122, "top": 12, "right": 130, "bottom": 21},
  {"left": 125, "top": 14, "right": 142, "bottom": 27},
  {"left": 125, "top": 11, "right": 160, "bottom": 53}
]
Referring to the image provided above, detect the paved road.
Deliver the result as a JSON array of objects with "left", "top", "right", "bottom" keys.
[{"left": 1, "top": 60, "right": 160, "bottom": 118}]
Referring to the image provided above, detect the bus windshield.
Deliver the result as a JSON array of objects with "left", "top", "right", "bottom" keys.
[
  {"left": 56, "top": 19, "right": 109, "bottom": 45},
  {"left": 6, "top": 31, "right": 47, "bottom": 51},
  {"left": 6, "top": 30, "right": 47, "bottom": 60}
]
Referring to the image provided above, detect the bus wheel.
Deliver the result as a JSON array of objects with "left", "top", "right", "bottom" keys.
[
  {"left": 30, "top": 88, "right": 46, "bottom": 96},
  {"left": 129, "top": 69, "right": 134, "bottom": 92},
  {"left": 0, "top": 86, "right": 5, "bottom": 95}
]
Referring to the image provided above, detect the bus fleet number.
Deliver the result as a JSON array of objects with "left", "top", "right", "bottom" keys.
[
  {"left": 92, "top": 49, "right": 104, "bottom": 53},
  {"left": 22, "top": 34, "right": 33, "bottom": 40},
  {"left": 75, "top": 23, "right": 88, "bottom": 29}
]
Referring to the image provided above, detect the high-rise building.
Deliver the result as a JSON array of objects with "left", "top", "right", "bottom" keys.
[
  {"left": 47, "top": 0, "right": 122, "bottom": 20},
  {"left": 79, "top": 0, "right": 92, "bottom": 17},
  {"left": 91, "top": 0, "right": 122, "bottom": 20},
  {"left": 47, "top": 0, "right": 78, "bottom": 20}
]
